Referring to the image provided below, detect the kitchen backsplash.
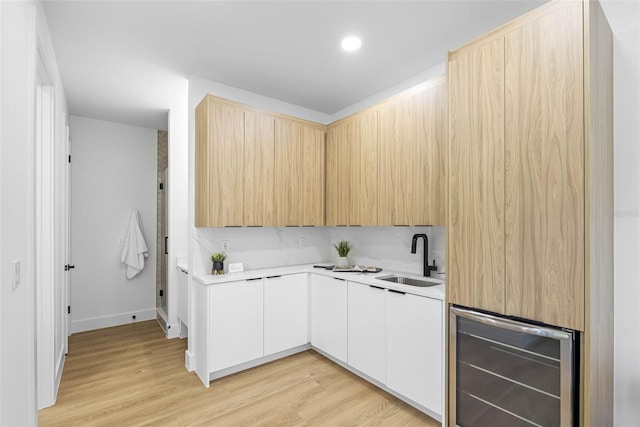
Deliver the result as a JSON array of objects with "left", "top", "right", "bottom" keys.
[
  {"left": 193, "top": 226, "right": 446, "bottom": 277},
  {"left": 329, "top": 226, "right": 446, "bottom": 276}
]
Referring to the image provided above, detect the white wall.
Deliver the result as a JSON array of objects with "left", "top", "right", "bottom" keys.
[
  {"left": 1, "top": 0, "right": 69, "bottom": 423},
  {"left": 606, "top": 2, "right": 640, "bottom": 425},
  {"left": 0, "top": 3, "right": 37, "bottom": 424},
  {"left": 69, "top": 116, "right": 157, "bottom": 332}
]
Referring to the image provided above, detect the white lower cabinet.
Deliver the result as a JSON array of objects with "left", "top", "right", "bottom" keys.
[
  {"left": 264, "top": 274, "right": 309, "bottom": 355},
  {"left": 386, "top": 289, "right": 443, "bottom": 415},
  {"left": 347, "top": 282, "right": 386, "bottom": 383},
  {"left": 311, "top": 275, "right": 348, "bottom": 362},
  {"left": 209, "top": 279, "right": 264, "bottom": 372}
]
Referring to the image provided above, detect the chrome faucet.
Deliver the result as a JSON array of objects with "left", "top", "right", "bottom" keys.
[{"left": 411, "top": 233, "right": 437, "bottom": 277}]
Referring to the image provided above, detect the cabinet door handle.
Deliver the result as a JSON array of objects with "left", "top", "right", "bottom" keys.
[
  {"left": 246, "top": 277, "right": 263, "bottom": 281},
  {"left": 333, "top": 277, "right": 346, "bottom": 282},
  {"left": 369, "top": 285, "right": 385, "bottom": 290},
  {"left": 388, "top": 289, "right": 406, "bottom": 295},
  {"left": 266, "top": 275, "right": 282, "bottom": 279},
  {"left": 180, "top": 269, "right": 188, "bottom": 275}
]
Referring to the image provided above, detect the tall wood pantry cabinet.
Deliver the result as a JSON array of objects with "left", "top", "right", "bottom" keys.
[{"left": 447, "top": 0, "right": 612, "bottom": 424}]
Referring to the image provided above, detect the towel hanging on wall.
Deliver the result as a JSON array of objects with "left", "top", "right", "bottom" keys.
[{"left": 120, "top": 210, "right": 149, "bottom": 279}]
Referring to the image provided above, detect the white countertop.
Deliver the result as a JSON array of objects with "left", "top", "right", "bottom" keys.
[{"left": 192, "top": 263, "right": 445, "bottom": 301}]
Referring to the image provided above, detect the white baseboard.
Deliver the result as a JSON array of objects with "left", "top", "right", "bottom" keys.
[
  {"left": 185, "top": 349, "right": 195, "bottom": 371},
  {"left": 71, "top": 308, "right": 156, "bottom": 333},
  {"left": 54, "top": 347, "right": 65, "bottom": 400},
  {"left": 166, "top": 322, "right": 180, "bottom": 339}
]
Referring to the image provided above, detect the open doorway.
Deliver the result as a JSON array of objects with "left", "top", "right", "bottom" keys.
[{"left": 156, "top": 130, "right": 168, "bottom": 330}]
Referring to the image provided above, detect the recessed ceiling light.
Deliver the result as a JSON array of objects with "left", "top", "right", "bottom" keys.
[{"left": 341, "top": 36, "right": 362, "bottom": 52}]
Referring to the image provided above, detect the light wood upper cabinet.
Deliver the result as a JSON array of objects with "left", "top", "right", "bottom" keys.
[
  {"left": 195, "top": 97, "right": 245, "bottom": 227},
  {"left": 325, "top": 122, "right": 350, "bottom": 226},
  {"left": 275, "top": 120, "right": 303, "bottom": 227},
  {"left": 377, "top": 82, "right": 446, "bottom": 227},
  {"left": 196, "top": 95, "right": 325, "bottom": 227},
  {"left": 350, "top": 111, "right": 378, "bottom": 226},
  {"left": 448, "top": 38, "right": 506, "bottom": 315},
  {"left": 378, "top": 96, "right": 415, "bottom": 226},
  {"left": 302, "top": 126, "right": 325, "bottom": 226},
  {"left": 275, "top": 119, "right": 326, "bottom": 227},
  {"left": 244, "top": 112, "right": 275, "bottom": 227},
  {"left": 504, "top": 1, "right": 584, "bottom": 330},
  {"left": 415, "top": 82, "right": 446, "bottom": 226}
]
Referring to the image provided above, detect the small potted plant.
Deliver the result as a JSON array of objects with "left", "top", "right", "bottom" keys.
[
  {"left": 210, "top": 252, "right": 227, "bottom": 275},
  {"left": 332, "top": 240, "right": 353, "bottom": 267}
]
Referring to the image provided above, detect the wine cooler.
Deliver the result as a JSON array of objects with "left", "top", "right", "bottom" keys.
[{"left": 450, "top": 306, "right": 578, "bottom": 427}]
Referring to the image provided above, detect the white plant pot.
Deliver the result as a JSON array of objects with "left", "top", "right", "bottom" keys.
[{"left": 337, "top": 256, "right": 349, "bottom": 267}]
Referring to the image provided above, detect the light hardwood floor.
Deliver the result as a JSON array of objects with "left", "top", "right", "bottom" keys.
[{"left": 39, "top": 321, "right": 439, "bottom": 426}]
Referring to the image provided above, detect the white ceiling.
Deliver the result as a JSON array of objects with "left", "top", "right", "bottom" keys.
[{"left": 43, "top": 0, "right": 556, "bottom": 130}]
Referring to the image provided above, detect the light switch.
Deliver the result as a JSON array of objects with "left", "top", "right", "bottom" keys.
[
  {"left": 12, "top": 260, "right": 21, "bottom": 291},
  {"left": 223, "top": 240, "right": 230, "bottom": 251}
]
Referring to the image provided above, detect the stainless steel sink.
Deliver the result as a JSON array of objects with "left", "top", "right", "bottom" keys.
[{"left": 376, "top": 275, "right": 441, "bottom": 287}]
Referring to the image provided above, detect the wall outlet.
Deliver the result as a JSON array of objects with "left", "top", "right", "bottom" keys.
[
  {"left": 12, "top": 260, "right": 21, "bottom": 291},
  {"left": 119, "top": 237, "right": 125, "bottom": 245},
  {"left": 223, "top": 240, "right": 230, "bottom": 251},
  {"left": 299, "top": 237, "right": 305, "bottom": 248}
]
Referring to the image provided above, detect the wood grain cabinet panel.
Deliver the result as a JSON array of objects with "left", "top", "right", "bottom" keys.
[
  {"left": 378, "top": 96, "right": 415, "bottom": 226},
  {"left": 415, "top": 82, "right": 446, "bottom": 226},
  {"left": 504, "top": 1, "right": 584, "bottom": 330},
  {"left": 325, "top": 122, "right": 350, "bottom": 226},
  {"left": 350, "top": 111, "right": 378, "bottom": 226},
  {"left": 275, "top": 119, "right": 303, "bottom": 226},
  {"left": 195, "top": 97, "right": 245, "bottom": 227},
  {"left": 302, "top": 126, "right": 325, "bottom": 226},
  {"left": 275, "top": 120, "right": 326, "bottom": 227},
  {"left": 244, "top": 112, "right": 275, "bottom": 227},
  {"left": 448, "top": 38, "right": 506, "bottom": 315},
  {"left": 195, "top": 101, "right": 210, "bottom": 227}
]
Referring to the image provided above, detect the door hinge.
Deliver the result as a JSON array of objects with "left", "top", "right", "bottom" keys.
[
  {"left": 64, "top": 264, "right": 75, "bottom": 271},
  {"left": 67, "top": 305, "right": 71, "bottom": 314},
  {"left": 159, "top": 182, "right": 164, "bottom": 190},
  {"left": 68, "top": 154, "right": 71, "bottom": 163},
  {"left": 159, "top": 289, "right": 164, "bottom": 297}
]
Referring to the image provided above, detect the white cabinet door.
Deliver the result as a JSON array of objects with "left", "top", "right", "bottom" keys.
[
  {"left": 311, "top": 274, "right": 347, "bottom": 362},
  {"left": 264, "top": 274, "right": 309, "bottom": 355},
  {"left": 348, "top": 282, "right": 386, "bottom": 383},
  {"left": 209, "top": 279, "right": 264, "bottom": 372},
  {"left": 387, "top": 290, "right": 443, "bottom": 416}
]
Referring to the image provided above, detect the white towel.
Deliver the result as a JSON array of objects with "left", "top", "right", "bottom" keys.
[{"left": 120, "top": 210, "right": 148, "bottom": 279}]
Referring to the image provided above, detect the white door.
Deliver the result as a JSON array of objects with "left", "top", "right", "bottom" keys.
[
  {"left": 209, "top": 280, "right": 264, "bottom": 371},
  {"left": 348, "top": 282, "right": 386, "bottom": 383},
  {"left": 264, "top": 274, "right": 308, "bottom": 355},
  {"left": 310, "top": 275, "right": 348, "bottom": 362},
  {"left": 387, "top": 291, "right": 443, "bottom": 415}
]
